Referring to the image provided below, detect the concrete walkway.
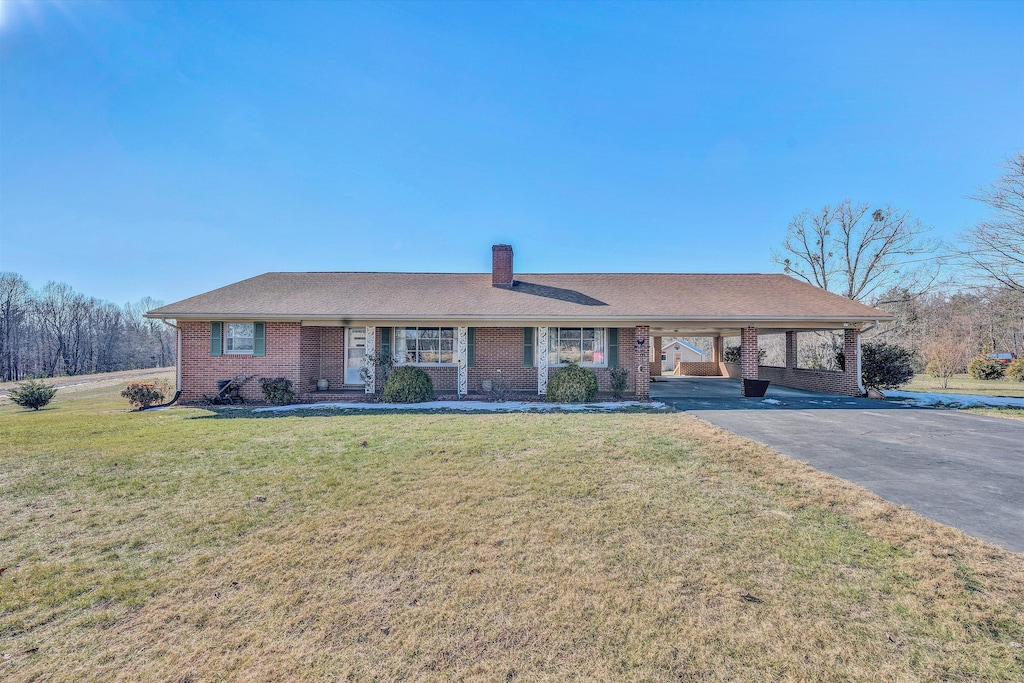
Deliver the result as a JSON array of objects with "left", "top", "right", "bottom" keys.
[{"left": 652, "top": 376, "right": 1024, "bottom": 553}]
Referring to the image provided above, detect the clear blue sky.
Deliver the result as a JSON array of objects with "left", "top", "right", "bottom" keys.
[{"left": 1, "top": 0, "right": 1022, "bottom": 304}]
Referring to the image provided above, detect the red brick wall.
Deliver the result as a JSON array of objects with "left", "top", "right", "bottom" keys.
[
  {"left": 378, "top": 326, "right": 639, "bottom": 395},
  {"left": 723, "top": 362, "right": 861, "bottom": 396},
  {"left": 758, "top": 365, "right": 862, "bottom": 396},
  {"left": 468, "top": 327, "right": 637, "bottom": 394},
  {"left": 467, "top": 327, "right": 537, "bottom": 391},
  {"left": 299, "top": 326, "right": 319, "bottom": 393},
  {"left": 319, "top": 327, "right": 346, "bottom": 389},
  {"left": 671, "top": 361, "right": 722, "bottom": 376},
  {"left": 740, "top": 326, "right": 759, "bottom": 380},
  {"left": 180, "top": 321, "right": 302, "bottom": 401},
  {"left": 612, "top": 326, "right": 637, "bottom": 394},
  {"left": 419, "top": 367, "right": 459, "bottom": 392},
  {"left": 181, "top": 323, "right": 647, "bottom": 401}
]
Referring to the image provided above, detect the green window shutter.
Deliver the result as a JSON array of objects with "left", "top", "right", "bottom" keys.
[
  {"left": 253, "top": 322, "right": 266, "bottom": 357},
  {"left": 522, "top": 327, "right": 534, "bottom": 367},
  {"left": 467, "top": 328, "right": 475, "bottom": 367},
  {"left": 380, "top": 327, "right": 392, "bottom": 359},
  {"left": 607, "top": 328, "right": 619, "bottom": 368},
  {"left": 210, "top": 322, "right": 223, "bottom": 356}
]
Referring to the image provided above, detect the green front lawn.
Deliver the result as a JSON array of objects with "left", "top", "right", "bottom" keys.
[
  {"left": 902, "top": 373, "right": 1024, "bottom": 397},
  {"left": 1, "top": 377, "right": 1022, "bottom": 681}
]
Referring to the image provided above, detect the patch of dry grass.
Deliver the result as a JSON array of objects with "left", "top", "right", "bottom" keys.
[
  {"left": 1, "top": 377, "right": 1022, "bottom": 681},
  {"left": 0, "top": 367, "right": 174, "bottom": 405},
  {"left": 904, "top": 373, "right": 1024, "bottom": 397},
  {"left": 965, "top": 407, "right": 1024, "bottom": 421}
]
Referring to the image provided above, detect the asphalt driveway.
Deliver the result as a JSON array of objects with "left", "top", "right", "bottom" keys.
[{"left": 652, "top": 376, "right": 1024, "bottom": 553}]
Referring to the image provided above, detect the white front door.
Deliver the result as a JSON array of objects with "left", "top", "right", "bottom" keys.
[{"left": 345, "top": 327, "right": 366, "bottom": 385}]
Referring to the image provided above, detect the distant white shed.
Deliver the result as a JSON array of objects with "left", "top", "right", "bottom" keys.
[{"left": 661, "top": 340, "right": 708, "bottom": 372}]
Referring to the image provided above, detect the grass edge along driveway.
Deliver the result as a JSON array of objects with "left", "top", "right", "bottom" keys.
[{"left": 1, "top": 381, "right": 1022, "bottom": 681}]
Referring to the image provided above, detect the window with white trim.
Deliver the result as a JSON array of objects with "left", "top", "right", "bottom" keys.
[
  {"left": 395, "top": 327, "right": 455, "bottom": 364},
  {"left": 225, "top": 323, "right": 255, "bottom": 354},
  {"left": 547, "top": 327, "right": 606, "bottom": 366}
]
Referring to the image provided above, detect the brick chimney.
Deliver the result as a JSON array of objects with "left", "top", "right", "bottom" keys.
[{"left": 492, "top": 244, "right": 513, "bottom": 288}]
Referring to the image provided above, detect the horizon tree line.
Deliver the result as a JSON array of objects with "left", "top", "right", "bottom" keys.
[{"left": 0, "top": 273, "right": 175, "bottom": 382}]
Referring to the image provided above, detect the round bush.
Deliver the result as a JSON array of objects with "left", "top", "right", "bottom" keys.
[
  {"left": 609, "top": 367, "right": 630, "bottom": 398},
  {"left": 967, "top": 354, "right": 1006, "bottom": 380},
  {"left": 259, "top": 377, "right": 295, "bottom": 405},
  {"left": 546, "top": 362, "right": 598, "bottom": 403},
  {"left": 9, "top": 379, "right": 57, "bottom": 410},
  {"left": 1006, "top": 357, "right": 1024, "bottom": 382},
  {"left": 860, "top": 341, "right": 915, "bottom": 390},
  {"left": 381, "top": 366, "right": 434, "bottom": 403},
  {"left": 121, "top": 381, "right": 166, "bottom": 409}
]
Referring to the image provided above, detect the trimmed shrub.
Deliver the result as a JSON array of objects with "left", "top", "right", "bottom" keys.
[
  {"left": 121, "top": 381, "right": 166, "bottom": 410},
  {"left": 8, "top": 379, "right": 57, "bottom": 410},
  {"left": 1007, "top": 357, "right": 1024, "bottom": 382},
  {"left": 860, "top": 341, "right": 915, "bottom": 390},
  {"left": 381, "top": 366, "right": 434, "bottom": 403},
  {"left": 546, "top": 362, "right": 598, "bottom": 403},
  {"left": 967, "top": 354, "right": 1006, "bottom": 380},
  {"left": 609, "top": 367, "right": 630, "bottom": 398},
  {"left": 260, "top": 377, "right": 295, "bottom": 405}
]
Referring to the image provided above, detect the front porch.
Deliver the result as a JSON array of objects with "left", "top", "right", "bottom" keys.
[{"left": 298, "top": 323, "right": 653, "bottom": 398}]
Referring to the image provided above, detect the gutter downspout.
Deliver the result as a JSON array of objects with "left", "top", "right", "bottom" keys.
[
  {"left": 855, "top": 320, "right": 880, "bottom": 394},
  {"left": 161, "top": 319, "right": 182, "bottom": 394}
]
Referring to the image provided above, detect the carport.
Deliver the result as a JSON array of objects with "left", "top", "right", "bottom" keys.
[{"left": 645, "top": 322, "right": 871, "bottom": 396}]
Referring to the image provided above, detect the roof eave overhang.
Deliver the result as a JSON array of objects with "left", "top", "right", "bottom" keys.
[{"left": 144, "top": 312, "right": 892, "bottom": 329}]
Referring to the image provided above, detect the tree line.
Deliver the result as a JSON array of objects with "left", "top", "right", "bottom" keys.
[{"left": 0, "top": 273, "right": 175, "bottom": 382}]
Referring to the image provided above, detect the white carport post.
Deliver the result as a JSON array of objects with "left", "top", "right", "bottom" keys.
[
  {"left": 456, "top": 327, "right": 469, "bottom": 397},
  {"left": 364, "top": 326, "right": 376, "bottom": 394},
  {"left": 537, "top": 326, "right": 549, "bottom": 395}
]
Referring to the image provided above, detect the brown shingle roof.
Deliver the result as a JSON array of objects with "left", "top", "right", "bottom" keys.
[{"left": 146, "top": 272, "right": 891, "bottom": 326}]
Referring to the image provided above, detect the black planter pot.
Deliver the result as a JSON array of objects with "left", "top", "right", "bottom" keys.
[{"left": 742, "top": 378, "right": 770, "bottom": 397}]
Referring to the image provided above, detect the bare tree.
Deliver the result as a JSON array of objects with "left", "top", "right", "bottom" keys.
[
  {"left": 958, "top": 151, "right": 1024, "bottom": 292},
  {"left": 922, "top": 332, "right": 973, "bottom": 389},
  {"left": 0, "top": 273, "right": 31, "bottom": 381},
  {"left": 35, "top": 282, "right": 92, "bottom": 375},
  {"left": 772, "top": 200, "right": 939, "bottom": 304}
]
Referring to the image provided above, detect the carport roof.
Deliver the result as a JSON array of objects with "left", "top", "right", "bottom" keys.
[{"left": 146, "top": 271, "right": 891, "bottom": 328}]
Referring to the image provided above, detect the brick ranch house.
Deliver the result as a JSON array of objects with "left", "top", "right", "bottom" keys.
[{"left": 145, "top": 245, "right": 892, "bottom": 402}]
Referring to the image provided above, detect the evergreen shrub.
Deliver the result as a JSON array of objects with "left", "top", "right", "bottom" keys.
[{"left": 381, "top": 366, "right": 434, "bottom": 403}]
